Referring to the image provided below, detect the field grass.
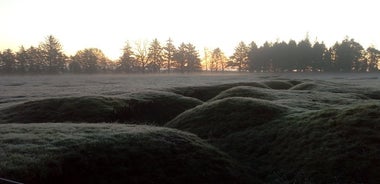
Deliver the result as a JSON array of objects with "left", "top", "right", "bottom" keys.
[
  {"left": 218, "top": 103, "right": 380, "bottom": 183},
  {"left": 0, "top": 90, "right": 202, "bottom": 125},
  {"left": 169, "top": 82, "right": 270, "bottom": 101},
  {"left": 0, "top": 123, "right": 249, "bottom": 184},
  {"left": 1, "top": 79, "right": 380, "bottom": 183},
  {"left": 167, "top": 80, "right": 380, "bottom": 183},
  {"left": 166, "top": 97, "right": 289, "bottom": 139}
]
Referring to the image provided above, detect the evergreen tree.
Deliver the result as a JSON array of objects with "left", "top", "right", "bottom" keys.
[
  {"left": 39, "top": 35, "right": 66, "bottom": 73},
  {"left": 231, "top": 41, "right": 249, "bottom": 72},
  {"left": 26, "top": 46, "right": 44, "bottom": 73},
  {"left": 118, "top": 42, "right": 136, "bottom": 73},
  {"left": 0, "top": 49, "right": 16, "bottom": 73},
  {"left": 147, "top": 38, "right": 164, "bottom": 72},
  {"left": 247, "top": 41, "right": 258, "bottom": 72},
  {"left": 210, "top": 48, "right": 226, "bottom": 71},
  {"left": 16, "top": 46, "right": 28, "bottom": 73},
  {"left": 185, "top": 43, "right": 201, "bottom": 72},
  {"left": 175, "top": 43, "right": 187, "bottom": 72},
  {"left": 311, "top": 41, "right": 327, "bottom": 71},
  {"left": 174, "top": 43, "right": 201, "bottom": 72},
  {"left": 333, "top": 38, "right": 364, "bottom": 72},
  {"left": 297, "top": 37, "right": 313, "bottom": 71},
  {"left": 163, "top": 38, "right": 176, "bottom": 73}
]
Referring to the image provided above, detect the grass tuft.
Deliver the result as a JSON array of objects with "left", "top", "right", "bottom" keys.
[
  {"left": 0, "top": 91, "right": 202, "bottom": 124},
  {"left": 0, "top": 123, "right": 250, "bottom": 184},
  {"left": 170, "top": 82, "right": 269, "bottom": 101},
  {"left": 262, "top": 80, "right": 294, "bottom": 89},
  {"left": 166, "top": 97, "right": 289, "bottom": 139},
  {"left": 210, "top": 86, "right": 276, "bottom": 101},
  {"left": 216, "top": 103, "right": 380, "bottom": 184}
]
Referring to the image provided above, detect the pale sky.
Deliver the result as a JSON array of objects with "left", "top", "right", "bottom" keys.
[{"left": 0, "top": 0, "right": 379, "bottom": 59}]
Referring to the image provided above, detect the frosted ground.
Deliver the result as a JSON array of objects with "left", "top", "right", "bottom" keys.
[
  {"left": 1, "top": 72, "right": 379, "bottom": 109},
  {"left": 0, "top": 72, "right": 379, "bottom": 183}
]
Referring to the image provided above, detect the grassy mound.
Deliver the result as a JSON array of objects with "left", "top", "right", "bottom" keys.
[
  {"left": 289, "top": 82, "right": 319, "bottom": 90},
  {"left": 0, "top": 123, "right": 250, "bottom": 184},
  {"left": 166, "top": 97, "right": 289, "bottom": 139},
  {"left": 170, "top": 82, "right": 269, "bottom": 101},
  {"left": 0, "top": 96, "right": 125, "bottom": 123},
  {"left": 114, "top": 90, "right": 202, "bottom": 124},
  {"left": 262, "top": 80, "right": 294, "bottom": 89},
  {"left": 217, "top": 103, "right": 380, "bottom": 184},
  {"left": 0, "top": 91, "right": 202, "bottom": 124},
  {"left": 210, "top": 86, "right": 276, "bottom": 101}
]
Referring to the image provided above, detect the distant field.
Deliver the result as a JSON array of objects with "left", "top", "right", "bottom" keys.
[
  {"left": 0, "top": 72, "right": 379, "bottom": 109},
  {"left": 0, "top": 73, "right": 379, "bottom": 183}
]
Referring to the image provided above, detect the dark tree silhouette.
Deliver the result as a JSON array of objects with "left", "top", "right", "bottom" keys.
[
  {"left": 0, "top": 49, "right": 16, "bottom": 73},
  {"left": 118, "top": 42, "right": 136, "bottom": 73},
  {"left": 1, "top": 35, "right": 379, "bottom": 74},
  {"left": 16, "top": 46, "right": 28, "bottom": 73},
  {"left": 147, "top": 38, "right": 164, "bottom": 72},
  {"left": 72, "top": 48, "right": 108, "bottom": 73},
  {"left": 174, "top": 43, "right": 201, "bottom": 72},
  {"left": 297, "top": 37, "right": 313, "bottom": 71},
  {"left": 333, "top": 38, "right": 364, "bottom": 72},
  {"left": 230, "top": 41, "right": 249, "bottom": 72},
  {"left": 26, "top": 46, "right": 44, "bottom": 73},
  {"left": 134, "top": 40, "right": 149, "bottom": 72},
  {"left": 311, "top": 41, "right": 327, "bottom": 71},
  {"left": 366, "top": 47, "right": 380, "bottom": 72},
  {"left": 175, "top": 43, "right": 187, "bottom": 72},
  {"left": 39, "top": 35, "right": 67, "bottom": 73},
  {"left": 210, "top": 48, "right": 226, "bottom": 71},
  {"left": 163, "top": 38, "right": 176, "bottom": 73},
  {"left": 184, "top": 43, "right": 202, "bottom": 72}
]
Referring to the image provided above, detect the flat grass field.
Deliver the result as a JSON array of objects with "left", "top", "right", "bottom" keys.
[{"left": 0, "top": 73, "right": 379, "bottom": 184}]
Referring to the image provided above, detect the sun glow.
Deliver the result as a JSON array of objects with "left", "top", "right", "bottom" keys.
[{"left": 1, "top": 0, "right": 379, "bottom": 60}]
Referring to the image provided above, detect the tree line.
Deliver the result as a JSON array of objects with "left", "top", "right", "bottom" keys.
[
  {"left": 206, "top": 37, "right": 380, "bottom": 72},
  {"left": 0, "top": 36, "right": 202, "bottom": 74},
  {"left": 1, "top": 35, "right": 379, "bottom": 74}
]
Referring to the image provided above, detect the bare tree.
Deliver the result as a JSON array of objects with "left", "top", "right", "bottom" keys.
[{"left": 134, "top": 40, "right": 149, "bottom": 72}]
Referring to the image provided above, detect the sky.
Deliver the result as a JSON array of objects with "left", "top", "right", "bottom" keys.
[{"left": 0, "top": 0, "right": 379, "bottom": 59}]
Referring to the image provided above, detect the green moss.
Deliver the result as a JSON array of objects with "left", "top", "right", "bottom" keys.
[
  {"left": 166, "top": 97, "right": 289, "bottom": 139},
  {"left": 0, "top": 123, "right": 250, "bottom": 184}
]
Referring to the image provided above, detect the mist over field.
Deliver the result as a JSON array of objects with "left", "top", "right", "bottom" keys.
[{"left": 1, "top": 73, "right": 380, "bottom": 184}]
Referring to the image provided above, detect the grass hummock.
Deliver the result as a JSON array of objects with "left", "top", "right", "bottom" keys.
[
  {"left": 0, "top": 123, "right": 250, "bottom": 184},
  {"left": 0, "top": 90, "right": 202, "bottom": 125},
  {"left": 166, "top": 97, "right": 289, "bottom": 139},
  {"left": 1, "top": 79, "right": 380, "bottom": 184}
]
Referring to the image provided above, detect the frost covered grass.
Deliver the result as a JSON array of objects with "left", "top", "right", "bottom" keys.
[
  {"left": 218, "top": 103, "right": 380, "bottom": 183},
  {"left": 167, "top": 80, "right": 380, "bottom": 183},
  {"left": 169, "top": 82, "right": 269, "bottom": 101},
  {"left": 166, "top": 97, "right": 289, "bottom": 139},
  {"left": 1, "top": 76, "right": 380, "bottom": 183},
  {"left": 0, "top": 90, "right": 201, "bottom": 125},
  {"left": 0, "top": 123, "right": 249, "bottom": 184}
]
